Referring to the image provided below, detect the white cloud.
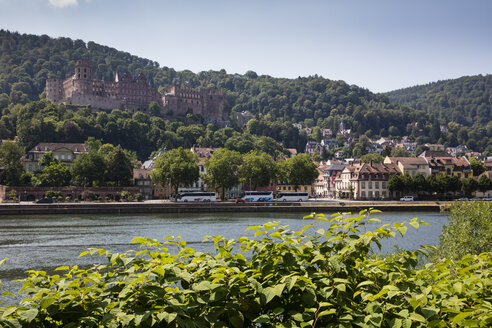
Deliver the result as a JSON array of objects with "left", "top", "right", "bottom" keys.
[{"left": 49, "top": 0, "right": 78, "bottom": 8}]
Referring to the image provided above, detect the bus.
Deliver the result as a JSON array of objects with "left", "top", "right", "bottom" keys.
[
  {"left": 239, "top": 191, "right": 274, "bottom": 202},
  {"left": 276, "top": 192, "right": 309, "bottom": 202},
  {"left": 176, "top": 192, "right": 216, "bottom": 202}
]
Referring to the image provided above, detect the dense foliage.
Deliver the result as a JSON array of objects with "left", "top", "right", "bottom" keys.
[
  {"left": 438, "top": 201, "right": 492, "bottom": 260},
  {"left": 0, "top": 210, "right": 491, "bottom": 327},
  {"left": 387, "top": 75, "right": 492, "bottom": 153},
  {"left": 387, "top": 173, "right": 492, "bottom": 199},
  {"left": 151, "top": 148, "right": 200, "bottom": 195}
]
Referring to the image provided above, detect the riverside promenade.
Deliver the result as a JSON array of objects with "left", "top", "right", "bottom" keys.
[{"left": 0, "top": 200, "right": 450, "bottom": 215}]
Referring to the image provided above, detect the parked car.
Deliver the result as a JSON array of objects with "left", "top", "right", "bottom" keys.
[
  {"left": 36, "top": 197, "right": 53, "bottom": 203},
  {"left": 399, "top": 196, "right": 414, "bottom": 201},
  {"left": 235, "top": 198, "right": 246, "bottom": 203},
  {"left": 457, "top": 197, "right": 469, "bottom": 201}
]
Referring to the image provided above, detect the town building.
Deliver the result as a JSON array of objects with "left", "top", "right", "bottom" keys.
[
  {"left": 22, "top": 142, "right": 88, "bottom": 172},
  {"left": 305, "top": 141, "right": 322, "bottom": 157},
  {"left": 190, "top": 146, "right": 219, "bottom": 192},
  {"left": 334, "top": 162, "right": 400, "bottom": 200},
  {"left": 383, "top": 157, "right": 431, "bottom": 177},
  {"left": 133, "top": 168, "right": 153, "bottom": 200},
  {"left": 419, "top": 150, "right": 472, "bottom": 178},
  {"left": 322, "top": 163, "right": 346, "bottom": 198},
  {"left": 47, "top": 60, "right": 226, "bottom": 122}
]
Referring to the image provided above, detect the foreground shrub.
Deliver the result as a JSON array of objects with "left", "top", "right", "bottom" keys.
[
  {"left": 0, "top": 210, "right": 491, "bottom": 327},
  {"left": 439, "top": 201, "right": 492, "bottom": 260}
]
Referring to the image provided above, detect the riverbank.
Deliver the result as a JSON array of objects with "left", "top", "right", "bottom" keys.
[{"left": 0, "top": 200, "right": 452, "bottom": 215}]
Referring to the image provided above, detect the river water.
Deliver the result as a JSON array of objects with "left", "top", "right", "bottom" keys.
[{"left": 0, "top": 211, "right": 447, "bottom": 305}]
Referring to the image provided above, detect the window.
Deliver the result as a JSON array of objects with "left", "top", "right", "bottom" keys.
[
  {"left": 368, "top": 181, "right": 372, "bottom": 189},
  {"left": 361, "top": 191, "right": 366, "bottom": 198},
  {"left": 382, "top": 181, "right": 386, "bottom": 189},
  {"left": 361, "top": 182, "right": 365, "bottom": 189},
  {"left": 375, "top": 181, "right": 379, "bottom": 189}
]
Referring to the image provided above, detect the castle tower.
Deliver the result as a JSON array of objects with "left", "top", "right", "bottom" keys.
[
  {"left": 46, "top": 78, "right": 64, "bottom": 103},
  {"left": 72, "top": 59, "right": 93, "bottom": 96},
  {"left": 74, "top": 59, "right": 93, "bottom": 80}
]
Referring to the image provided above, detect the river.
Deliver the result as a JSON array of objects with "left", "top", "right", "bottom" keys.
[{"left": 0, "top": 211, "right": 448, "bottom": 305}]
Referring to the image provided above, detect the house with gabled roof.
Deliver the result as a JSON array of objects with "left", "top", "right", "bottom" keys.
[
  {"left": 334, "top": 162, "right": 400, "bottom": 200},
  {"left": 22, "top": 142, "right": 88, "bottom": 172}
]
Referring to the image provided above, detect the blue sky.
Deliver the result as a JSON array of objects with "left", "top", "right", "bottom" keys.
[{"left": 1, "top": 0, "right": 491, "bottom": 92}]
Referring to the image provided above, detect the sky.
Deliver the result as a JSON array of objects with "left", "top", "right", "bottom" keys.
[{"left": 0, "top": 0, "right": 491, "bottom": 92}]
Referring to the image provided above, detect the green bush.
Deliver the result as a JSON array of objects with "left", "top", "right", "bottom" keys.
[
  {"left": 0, "top": 210, "right": 491, "bottom": 327},
  {"left": 438, "top": 201, "right": 492, "bottom": 260}
]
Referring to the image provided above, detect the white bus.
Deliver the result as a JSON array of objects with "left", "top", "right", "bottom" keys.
[
  {"left": 176, "top": 192, "right": 216, "bottom": 202},
  {"left": 239, "top": 191, "right": 274, "bottom": 202},
  {"left": 276, "top": 192, "right": 309, "bottom": 202}
]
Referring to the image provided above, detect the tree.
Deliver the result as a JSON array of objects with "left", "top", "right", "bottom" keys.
[
  {"left": 151, "top": 148, "right": 199, "bottom": 196},
  {"left": 105, "top": 145, "right": 133, "bottom": 186},
  {"left": 148, "top": 101, "right": 161, "bottom": 116},
  {"left": 38, "top": 151, "right": 58, "bottom": 168},
  {"left": 71, "top": 151, "right": 106, "bottom": 187},
  {"left": 390, "top": 147, "right": 411, "bottom": 157},
  {"left": 438, "top": 201, "right": 492, "bottom": 260},
  {"left": 283, "top": 154, "right": 318, "bottom": 191},
  {"left": 477, "top": 174, "right": 492, "bottom": 193},
  {"left": 239, "top": 151, "right": 277, "bottom": 190},
  {"left": 202, "top": 149, "right": 242, "bottom": 200},
  {"left": 461, "top": 178, "right": 478, "bottom": 197},
  {"left": 36, "top": 162, "right": 71, "bottom": 186},
  {"left": 387, "top": 175, "right": 404, "bottom": 193},
  {"left": 360, "top": 153, "right": 384, "bottom": 164},
  {"left": 469, "top": 157, "right": 486, "bottom": 176},
  {"left": 0, "top": 141, "right": 25, "bottom": 186}
]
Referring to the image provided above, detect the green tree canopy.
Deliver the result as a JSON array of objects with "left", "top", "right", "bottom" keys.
[
  {"left": 360, "top": 153, "right": 384, "bottom": 164},
  {"left": 239, "top": 151, "right": 277, "bottom": 190},
  {"left": 469, "top": 157, "right": 486, "bottom": 176},
  {"left": 203, "top": 148, "right": 242, "bottom": 200},
  {"left": 35, "top": 161, "right": 71, "bottom": 186},
  {"left": 151, "top": 147, "right": 199, "bottom": 196},
  {"left": 390, "top": 147, "right": 411, "bottom": 157},
  {"left": 70, "top": 151, "right": 106, "bottom": 187},
  {"left": 104, "top": 145, "right": 134, "bottom": 186},
  {"left": 281, "top": 154, "right": 318, "bottom": 191},
  {"left": 438, "top": 201, "right": 492, "bottom": 260},
  {"left": 0, "top": 141, "right": 25, "bottom": 186}
]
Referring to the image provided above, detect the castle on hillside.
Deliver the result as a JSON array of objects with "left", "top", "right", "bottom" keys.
[{"left": 46, "top": 60, "right": 227, "bottom": 122}]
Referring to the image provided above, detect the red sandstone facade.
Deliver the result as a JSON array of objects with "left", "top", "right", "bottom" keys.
[{"left": 46, "top": 60, "right": 227, "bottom": 122}]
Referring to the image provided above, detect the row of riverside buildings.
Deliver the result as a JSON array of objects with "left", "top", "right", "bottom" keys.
[{"left": 4, "top": 142, "right": 491, "bottom": 202}]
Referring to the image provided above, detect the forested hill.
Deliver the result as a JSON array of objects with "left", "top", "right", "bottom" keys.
[
  {"left": 1, "top": 30, "right": 490, "bottom": 156},
  {"left": 0, "top": 30, "right": 422, "bottom": 131},
  {"left": 386, "top": 75, "right": 492, "bottom": 128}
]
